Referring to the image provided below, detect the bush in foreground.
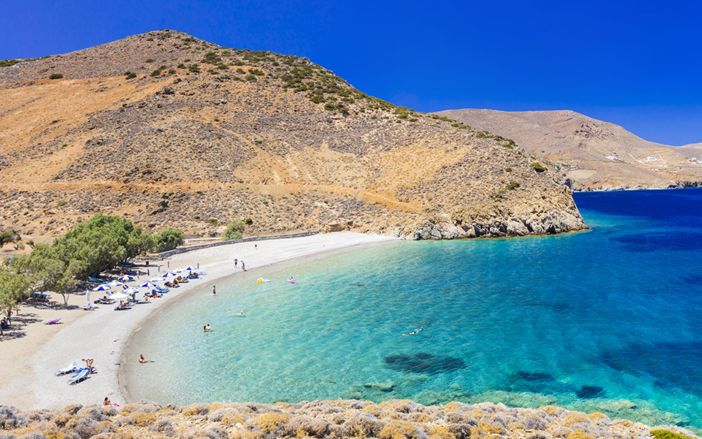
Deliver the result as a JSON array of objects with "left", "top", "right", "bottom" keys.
[{"left": 0, "top": 400, "right": 695, "bottom": 439}]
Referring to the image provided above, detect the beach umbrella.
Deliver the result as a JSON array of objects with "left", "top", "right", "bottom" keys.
[
  {"left": 93, "top": 284, "right": 111, "bottom": 291},
  {"left": 140, "top": 282, "right": 158, "bottom": 289},
  {"left": 118, "top": 275, "right": 135, "bottom": 282},
  {"left": 107, "top": 280, "right": 124, "bottom": 287},
  {"left": 125, "top": 287, "right": 140, "bottom": 295},
  {"left": 161, "top": 272, "right": 177, "bottom": 278},
  {"left": 110, "top": 292, "right": 128, "bottom": 300}
]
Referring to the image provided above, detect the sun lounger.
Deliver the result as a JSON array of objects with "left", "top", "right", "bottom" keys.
[
  {"left": 67, "top": 368, "right": 90, "bottom": 385},
  {"left": 44, "top": 318, "right": 61, "bottom": 325},
  {"left": 55, "top": 362, "right": 77, "bottom": 376}
]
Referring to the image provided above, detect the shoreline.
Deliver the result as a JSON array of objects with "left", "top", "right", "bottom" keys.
[
  {"left": 0, "top": 232, "right": 395, "bottom": 410},
  {"left": 117, "top": 236, "right": 396, "bottom": 404}
]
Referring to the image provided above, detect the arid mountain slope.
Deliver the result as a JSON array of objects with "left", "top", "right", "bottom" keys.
[
  {"left": 437, "top": 109, "right": 702, "bottom": 190},
  {"left": 0, "top": 30, "right": 584, "bottom": 239}
]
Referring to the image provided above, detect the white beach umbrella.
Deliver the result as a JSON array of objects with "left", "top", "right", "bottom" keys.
[
  {"left": 125, "top": 287, "right": 140, "bottom": 295},
  {"left": 107, "top": 280, "right": 124, "bottom": 287},
  {"left": 140, "top": 282, "right": 158, "bottom": 289},
  {"left": 93, "top": 284, "right": 111, "bottom": 291},
  {"left": 110, "top": 292, "right": 128, "bottom": 300},
  {"left": 161, "top": 272, "right": 177, "bottom": 278},
  {"left": 118, "top": 275, "right": 135, "bottom": 282}
]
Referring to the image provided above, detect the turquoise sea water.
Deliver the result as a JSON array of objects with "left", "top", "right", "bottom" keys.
[{"left": 126, "top": 189, "right": 702, "bottom": 430}]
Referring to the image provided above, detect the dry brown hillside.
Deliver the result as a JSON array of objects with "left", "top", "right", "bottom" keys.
[
  {"left": 437, "top": 109, "right": 702, "bottom": 191},
  {"left": 0, "top": 30, "right": 584, "bottom": 239}
]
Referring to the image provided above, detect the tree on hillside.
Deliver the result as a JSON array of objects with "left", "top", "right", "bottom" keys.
[
  {"left": 12, "top": 245, "right": 85, "bottom": 306},
  {"left": 223, "top": 219, "right": 246, "bottom": 240},
  {"left": 51, "top": 215, "right": 152, "bottom": 278},
  {"left": 0, "top": 229, "right": 21, "bottom": 249},
  {"left": 153, "top": 228, "right": 184, "bottom": 252},
  {"left": 0, "top": 263, "right": 31, "bottom": 332}
]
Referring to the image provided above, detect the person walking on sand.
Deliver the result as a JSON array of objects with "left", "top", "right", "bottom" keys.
[
  {"left": 241, "top": 260, "right": 246, "bottom": 271},
  {"left": 138, "top": 354, "right": 147, "bottom": 364},
  {"left": 234, "top": 258, "right": 238, "bottom": 268},
  {"left": 212, "top": 285, "right": 216, "bottom": 295}
]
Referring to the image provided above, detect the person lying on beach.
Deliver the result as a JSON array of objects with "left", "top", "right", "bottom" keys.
[
  {"left": 82, "top": 357, "right": 94, "bottom": 371},
  {"left": 203, "top": 323, "right": 212, "bottom": 332},
  {"left": 138, "top": 354, "right": 147, "bottom": 364},
  {"left": 402, "top": 326, "right": 425, "bottom": 336}
]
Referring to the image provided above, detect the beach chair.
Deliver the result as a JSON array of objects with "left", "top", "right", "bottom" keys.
[
  {"left": 67, "top": 368, "right": 90, "bottom": 385},
  {"left": 55, "top": 362, "right": 77, "bottom": 376},
  {"left": 44, "top": 318, "right": 62, "bottom": 325}
]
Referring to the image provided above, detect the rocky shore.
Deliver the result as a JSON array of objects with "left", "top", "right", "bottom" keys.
[{"left": 0, "top": 400, "right": 697, "bottom": 438}]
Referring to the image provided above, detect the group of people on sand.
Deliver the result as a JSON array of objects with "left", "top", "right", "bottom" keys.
[{"left": 233, "top": 258, "right": 246, "bottom": 271}]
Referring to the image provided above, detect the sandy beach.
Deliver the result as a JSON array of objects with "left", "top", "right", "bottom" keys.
[{"left": 0, "top": 232, "right": 394, "bottom": 409}]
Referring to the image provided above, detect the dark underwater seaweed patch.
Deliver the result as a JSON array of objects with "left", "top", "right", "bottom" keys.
[
  {"left": 601, "top": 341, "right": 702, "bottom": 395},
  {"left": 384, "top": 353, "right": 466, "bottom": 375},
  {"left": 576, "top": 385, "right": 605, "bottom": 399},
  {"left": 613, "top": 232, "right": 702, "bottom": 252}
]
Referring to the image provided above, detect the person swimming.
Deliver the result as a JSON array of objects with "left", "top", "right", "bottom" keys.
[
  {"left": 234, "top": 310, "right": 245, "bottom": 317},
  {"left": 402, "top": 326, "right": 425, "bottom": 336},
  {"left": 203, "top": 323, "right": 212, "bottom": 332},
  {"left": 287, "top": 275, "right": 296, "bottom": 284}
]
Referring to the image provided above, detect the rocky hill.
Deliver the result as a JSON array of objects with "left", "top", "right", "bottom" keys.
[
  {"left": 0, "top": 30, "right": 584, "bottom": 239},
  {"left": 0, "top": 400, "right": 697, "bottom": 439},
  {"left": 436, "top": 109, "right": 702, "bottom": 191}
]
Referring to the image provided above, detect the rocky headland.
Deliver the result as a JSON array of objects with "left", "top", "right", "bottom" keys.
[
  {"left": 436, "top": 109, "right": 702, "bottom": 191},
  {"left": 0, "top": 30, "right": 584, "bottom": 240}
]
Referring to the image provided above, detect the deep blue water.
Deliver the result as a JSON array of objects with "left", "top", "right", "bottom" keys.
[{"left": 127, "top": 189, "right": 702, "bottom": 430}]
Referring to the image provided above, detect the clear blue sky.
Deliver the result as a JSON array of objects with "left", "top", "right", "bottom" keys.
[{"left": 1, "top": 0, "right": 701, "bottom": 145}]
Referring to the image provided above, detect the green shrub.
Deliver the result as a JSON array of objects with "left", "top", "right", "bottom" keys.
[
  {"left": 0, "top": 59, "right": 18, "bottom": 67},
  {"left": 152, "top": 228, "right": 184, "bottom": 252},
  {"left": 531, "top": 162, "right": 547, "bottom": 173},
  {"left": 49, "top": 73, "right": 63, "bottom": 79},
  {"left": 150, "top": 69, "right": 162, "bottom": 77},
  {"left": 506, "top": 181, "right": 520, "bottom": 190},
  {"left": 651, "top": 430, "right": 693, "bottom": 439},
  {"left": 0, "top": 229, "right": 20, "bottom": 247},
  {"left": 124, "top": 71, "right": 137, "bottom": 79},
  {"left": 223, "top": 219, "right": 246, "bottom": 240}
]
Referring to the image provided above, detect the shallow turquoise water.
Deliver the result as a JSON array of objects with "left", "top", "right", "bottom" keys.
[{"left": 126, "top": 189, "right": 702, "bottom": 430}]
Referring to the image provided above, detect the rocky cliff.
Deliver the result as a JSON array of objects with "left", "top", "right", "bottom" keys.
[
  {"left": 436, "top": 109, "right": 702, "bottom": 191},
  {"left": 0, "top": 30, "right": 584, "bottom": 239}
]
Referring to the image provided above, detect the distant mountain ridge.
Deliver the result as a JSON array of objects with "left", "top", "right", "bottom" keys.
[
  {"left": 0, "top": 30, "right": 584, "bottom": 239},
  {"left": 436, "top": 108, "right": 702, "bottom": 190}
]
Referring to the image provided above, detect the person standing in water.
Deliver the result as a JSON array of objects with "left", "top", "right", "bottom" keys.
[
  {"left": 212, "top": 285, "right": 216, "bottom": 296},
  {"left": 203, "top": 323, "right": 212, "bottom": 332}
]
